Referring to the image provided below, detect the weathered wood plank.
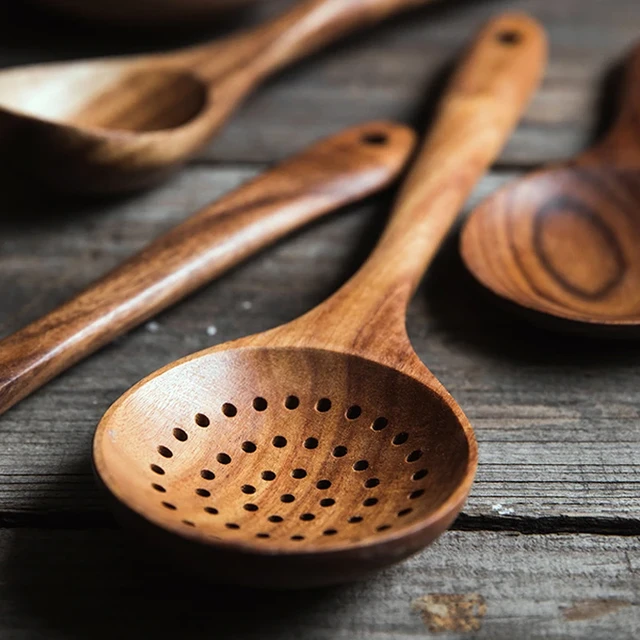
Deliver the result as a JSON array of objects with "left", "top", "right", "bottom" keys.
[
  {"left": 0, "top": 528, "right": 636, "bottom": 639},
  {"left": 0, "top": 165, "right": 638, "bottom": 521},
  {"left": 0, "top": 0, "right": 639, "bottom": 167}
]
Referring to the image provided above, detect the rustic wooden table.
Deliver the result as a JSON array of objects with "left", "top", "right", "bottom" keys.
[{"left": 0, "top": 0, "right": 638, "bottom": 637}]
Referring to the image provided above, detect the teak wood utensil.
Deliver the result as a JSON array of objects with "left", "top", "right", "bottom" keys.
[
  {"left": 0, "top": 0, "right": 439, "bottom": 194},
  {"left": 93, "top": 14, "right": 547, "bottom": 588},
  {"left": 461, "top": 42, "right": 640, "bottom": 336},
  {"left": 0, "top": 122, "right": 415, "bottom": 416}
]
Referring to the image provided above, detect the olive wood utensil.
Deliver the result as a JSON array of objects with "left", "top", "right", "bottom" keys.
[
  {"left": 0, "top": 121, "right": 415, "bottom": 416},
  {"left": 93, "top": 14, "right": 547, "bottom": 589},
  {"left": 461, "top": 43, "right": 640, "bottom": 336},
  {"left": 0, "top": 0, "right": 438, "bottom": 194}
]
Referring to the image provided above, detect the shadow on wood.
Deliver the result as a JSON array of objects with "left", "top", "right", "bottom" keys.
[
  {"left": 421, "top": 222, "right": 640, "bottom": 364},
  {"left": 1, "top": 463, "right": 345, "bottom": 639}
]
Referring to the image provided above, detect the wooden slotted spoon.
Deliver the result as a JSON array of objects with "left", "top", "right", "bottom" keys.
[
  {"left": 93, "top": 14, "right": 547, "bottom": 588},
  {"left": 0, "top": 0, "right": 438, "bottom": 194}
]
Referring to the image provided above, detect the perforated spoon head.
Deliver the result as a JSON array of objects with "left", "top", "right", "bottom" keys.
[
  {"left": 93, "top": 13, "right": 547, "bottom": 588},
  {"left": 461, "top": 43, "right": 640, "bottom": 336},
  {"left": 94, "top": 343, "right": 475, "bottom": 588}
]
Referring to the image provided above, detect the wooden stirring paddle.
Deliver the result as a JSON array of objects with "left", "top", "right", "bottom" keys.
[
  {"left": 461, "top": 42, "right": 640, "bottom": 336},
  {"left": 0, "top": 122, "right": 415, "bottom": 416},
  {"left": 0, "top": 0, "right": 438, "bottom": 194},
  {"left": 93, "top": 14, "right": 547, "bottom": 589}
]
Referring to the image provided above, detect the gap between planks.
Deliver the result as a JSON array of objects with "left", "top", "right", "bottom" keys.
[{"left": 0, "top": 510, "right": 638, "bottom": 537}]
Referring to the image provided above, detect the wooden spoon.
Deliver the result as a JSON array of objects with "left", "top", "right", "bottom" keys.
[
  {"left": 461, "top": 43, "right": 640, "bottom": 336},
  {"left": 0, "top": 121, "right": 415, "bottom": 415},
  {"left": 93, "top": 14, "right": 547, "bottom": 589},
  {"left": 0, "top": 0, "right": 438, "bottom": 195}
]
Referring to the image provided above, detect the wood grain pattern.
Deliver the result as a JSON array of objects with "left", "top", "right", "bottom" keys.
[
  {"left": 0, "top": 528, "right": 636, "bottom": 639},
  {"left": 92, "top": 14, "right": 546, "bottom": 588},
  {"left": 0, "top": 0, "right": 638, "bottom": 634},
  {"left": 1, "top": 169, "right": 640, "bottom": 525},
  {"left": 0, "top": 0, "right": 439, "bottom": 193},
  {"left": 0, "top": 121, "right": 415, "bottom": 418},
  {"left": 460, "top": 41, "right": 640, "bottom": 335}
]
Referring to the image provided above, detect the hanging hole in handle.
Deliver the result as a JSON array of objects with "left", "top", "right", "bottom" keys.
[
  {"left": 361, "top": 131, "right": 389, "bottom": 146},
  {"left": 496, "top": 30, "right": 522, "bottom": 46}
]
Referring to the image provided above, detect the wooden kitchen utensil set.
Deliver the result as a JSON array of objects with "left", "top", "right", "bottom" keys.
[{"left": 0, "top": 0, "right": 634, "bottom": 587}]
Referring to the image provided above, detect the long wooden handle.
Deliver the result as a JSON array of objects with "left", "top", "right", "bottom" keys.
[
  {"left": 0, "top": 122, "right": 415, "bottom": 416},
  {"left": 191, "top": 0, "right": 438, "bottom": 80},
  {"left": 289, "top": 14, "right": 547, "bottom": 350}
]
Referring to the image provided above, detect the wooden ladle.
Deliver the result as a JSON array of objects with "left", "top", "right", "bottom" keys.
[
  {"left": 461, "top": 43, "right": 640, "bottom": 336},
  {"left": 93, "top": 14, "right": 547, "bottom": 588},
  {"left": 0, "top": 122, "right": 415, "bottom": 415},
  {"left": 0, "top": 0, "right": 438, "bottom": 194}
]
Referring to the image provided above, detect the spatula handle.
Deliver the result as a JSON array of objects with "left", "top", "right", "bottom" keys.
[{"left": 0, "top": 122, "right": 415, "bottom": 416}]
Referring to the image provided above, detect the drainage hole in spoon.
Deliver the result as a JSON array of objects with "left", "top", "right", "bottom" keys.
[
  {"left": 372, "top": 417, "right": 389, "bottom": 431},
  {"left": 221, "top": 403, "right": 237, "bottom": 418},
  {"left": 253, "top": 397, "right": 268, "bottom": 411},
  {"left": 195, "top": 413, "right": 210, "bottom": 427},
  {"left": 285, "top": 395, "right": 300, "bottom": 410},
  {"left": 392, "top": 433, "right": 408, "bottom": 445},
  {"left": 346, "top": 405, "right": 362, "bottom": 420},
  {"left": 304, "top": 437, "right": 319, "bottom": 449},
  {"left": 172, "top": 428, "right": 188, "bottom": 442}
]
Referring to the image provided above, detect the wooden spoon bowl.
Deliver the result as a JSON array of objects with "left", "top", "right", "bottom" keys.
[
  {"left": 461, "top": 43, "right": 640, "bottom": 335},
  {"left": 0, "top": 0, "right": 439, "bottom": 194},
  {"left": 93, "top": 14, "right": 547, "bottom": 587}
]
